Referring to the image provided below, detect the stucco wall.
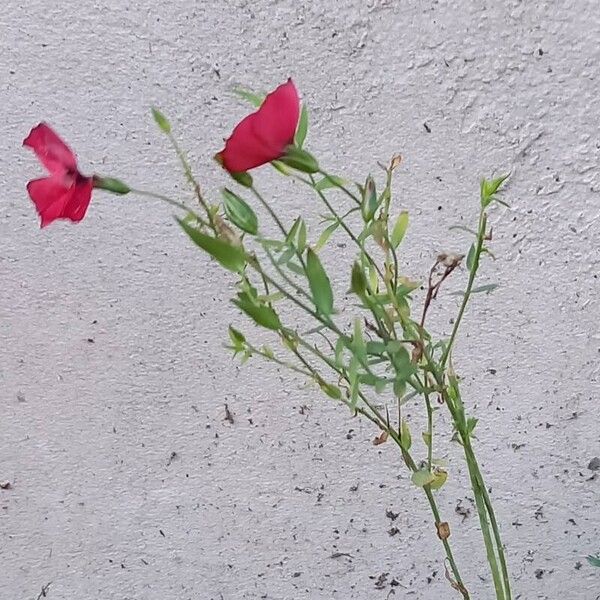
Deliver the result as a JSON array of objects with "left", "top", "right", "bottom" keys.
[{"left": 1, "top": 1, "right": 599, "bottom": 598}]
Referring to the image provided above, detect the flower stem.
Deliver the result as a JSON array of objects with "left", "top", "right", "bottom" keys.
[{"left": 129, "top": 188, "right": 207, "bottom": 226}]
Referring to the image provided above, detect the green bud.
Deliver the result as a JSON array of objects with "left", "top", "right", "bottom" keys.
[
  {"left": 93, "top": 176, "right": 130, "bottom": 195},
  {"left": 361, "top": 175, "right": 378, "bottom": 222},
  {"left": 151, "top": 107, "right": 171, "bottom": 134},
  {"left": 230, "top": 170, "right": 253, "bottom": 188}
]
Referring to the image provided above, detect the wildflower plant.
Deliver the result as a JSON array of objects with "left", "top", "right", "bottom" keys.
[{"left": 23, "top": 79, "right": 513, "bottom": 599}]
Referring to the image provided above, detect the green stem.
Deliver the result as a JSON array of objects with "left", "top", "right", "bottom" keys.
[
  {"left": 424, "top": 391, "right": 434, "bottom": 471},
  {"left": 441, "top": 210, "right": 487, "bottom": 367},
  {"left": 464, "top": 439, "right": 512, "bottom": 599},
  {"left": 317, "top": 169, "right": 361, "bottom": 205},
  {"left": 305, "top": 174, "right": 385, "bottom": 281},
  {"left": 129, "top": 188, "right": 207, "bottom": 225},
  {"left": 242, "top": 341, "right": 312, "bottom": 378},
  {"left": 287, "top": 331, "right": 468, "bottom": 597},
  {"left": 167, "top": 132, "right": 216, "bottom": 232},
  {"left": 463, "top": 439, "right": 505, "bottom": 599}
]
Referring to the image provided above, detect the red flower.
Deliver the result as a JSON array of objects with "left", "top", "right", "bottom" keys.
[
  {"left": 218, "top": 79, "right": 300, "bottom": 173},
  {"left": 23, "top": 123, "right": 94, "bottom": 227}
]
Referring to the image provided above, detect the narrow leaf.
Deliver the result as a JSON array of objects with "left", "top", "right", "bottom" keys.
[
  {"left": 234, "top": 88, "right": 264, "bottom": 107},
  {"left": 350, "top": 262, "right": 367, "bottom": 296},
  {"left": 295, "top": 105, "right": 309, "bottom": 148},
  {"left": 177, "top": 218, "right": 246, "bottom": 273},
  {"left": 315, "top": 221, "right": 339, "bottom": 252},
  {"left": 315, "top": 174, "right": 347, "bottom": 191},
  {"left": 587, "top": 555, "right": 600, "bottom": 568},
  {"left": 400, "top": 419, "right": 412, "bottom": 450},
  {"left": 306, "top": 248, "right": 334, "bottom": 315},
  {"left": 233, "top": 293, "right": 282, "bottom": 331},
  {"left": 298, "top": 219, "right": 307, "bottom": 253},
  {"left": 320, "top": 381, "right": 342, "bottom": 400},
  {"left": 391, "top": 211, "right": 409, "bottom": 248},
  {"left": 466, "top": 243, "right": 476, "bottom": 272},
  {"left": 286, "top": 217, "right": 302, "bottom": 245}
]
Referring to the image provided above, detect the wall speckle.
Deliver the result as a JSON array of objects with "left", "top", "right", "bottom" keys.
[{"left": 1, "top": 1, "right": 599, "bottom": 599}]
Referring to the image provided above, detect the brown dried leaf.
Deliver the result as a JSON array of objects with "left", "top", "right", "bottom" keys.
[{"left": 372, "top": 430, "right": 389, "bottom": 446}]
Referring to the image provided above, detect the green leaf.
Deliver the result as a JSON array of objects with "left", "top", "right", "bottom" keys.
[
  {"left": 151, "top": 107, "right": 171, "bottom": 134},
  {"left": 286, "top": 217, "right": 302, "bottom": 245},
  {"left": 286, "top": 260, "right": 305, "bottom": 276},
  {"left": 587, "top": 555, "right": 600, "bottom": 568},
  {"left": 450, "top": 283, "right": 499, "bottom": 297},
  {"left": 422, "top": 431, "right": 432, "bottom": 447},
  {"left": 466, "top": 417, "right": 478, "bottom": 435},
  {"left": 400, "top": 419, "right": 412, "bottom": 450},
  {"left": 412, "top": 469, "right": 435, "bottom": 488},
  {"left": 295, "top": 105, "right": 309, "bottom": 148},
  {"left": 449, "top": 224, "right": 478, "bottom": 236},
  {"left": 228, "top": 325, "right": 246, "bottom": 346},
  {"left": 315, "top": 174, "right": 347, "bottom": 191},
  {"left": 320, "top": 381, "right": 342, "bottom": 400},
  {"left": 393, "top": 378, "right": 407, "bottom": 402},
  {"left": 227, "top": 326, "right": 246, "bottom": 355},
  {"left": 352, "top": 318, "right": 367, "bottom": 361},
  {"left": 390, "top": 346, "right": 415, "bottom": 380},
  {"left": 365, "top": 341, "right": 387, "bottom": 356},
  {"left": 315, "top": 221, "right": 339, "bottom": 252},
  {"left": 334, "top": 336, "right": 346, "bottom": 367},
  {"left": 472, "top": 283, "right": 499, "bottom": 294},
  {"left": 233, "top": 292, "right": 282, "bottom": 330},
  {"left": 298, "top": 220, "right": 307, "bottom": 253},
  {"left": 480, "top": 173, "right": 510, "bottom": 208},
  {"left": 279, "top": 146, "right": 319, "bottom": 173},
  {"left": 177, "top": 218, "right": 246, "bottom": 273},
  {"left": 234, "top": 88, "right": 264, "bottom": 107},
  {"left": 391, "top": 211, "right": 409, "bottom": 248},
  {"left": 306, "top": 248, "right": 333, "bottom": 315},
  {"left": 350, "top": 262, "right": 367, "bottom": 296},
  {"left": 466, "top": 243, "right": 476, "bottom": 272},
  {"left": 222, "top": 188, "right": 258, "bottom": 235}
]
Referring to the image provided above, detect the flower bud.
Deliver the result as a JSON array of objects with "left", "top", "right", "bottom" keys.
[{"left": 92, "top": 176, "right": 130, "bottom": 195}]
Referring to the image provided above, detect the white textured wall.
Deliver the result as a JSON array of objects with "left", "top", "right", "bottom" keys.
[{"left": 1, "top": 1, "right": 599, "bottom": 598}]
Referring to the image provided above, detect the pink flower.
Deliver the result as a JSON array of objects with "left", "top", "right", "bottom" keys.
[
  {"left": 218, "top": 79, "right": 300, "bottom": 173},
  {"left": 23, "top": 123, "right": 94, "bottom": 227}
]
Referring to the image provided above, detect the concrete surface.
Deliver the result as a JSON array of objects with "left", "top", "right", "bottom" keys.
[{"left": 1, "top": 1, "right": 599, "bottom": 598}]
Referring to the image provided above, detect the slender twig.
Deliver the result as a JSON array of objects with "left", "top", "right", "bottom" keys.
[
  {"left": 440, "top": 211, "right": 487, "bottom": 367},
  {"left": 166, "top": 132, "right": 216, "bottom": 231}
]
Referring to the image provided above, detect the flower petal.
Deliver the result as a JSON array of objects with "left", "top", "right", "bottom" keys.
[
  {"left": 27, "top": 176, "right": 92, "bottom": 227},
  {"left": 23, "top": 123, "right": 78, "bottom": 176},
  {"left": 219, "top": 79, "right": 300, "bottom": 173},
  {"left": 63, "top": 176, "right": 94, "bottom": 223}
]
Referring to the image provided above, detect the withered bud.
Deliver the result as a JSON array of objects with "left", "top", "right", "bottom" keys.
[
  {"left": 215, "top": 214, "right": 241, "bottom": 247},
  {"left": 390, "top": 154, "right": 403, "bottom": 171},
  {"left": 436, "top": 521, "right": 451, "bottom": 540},
  {"left": 437, "top": 253, "right": 464, "bottom": 269}
]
